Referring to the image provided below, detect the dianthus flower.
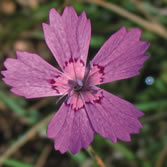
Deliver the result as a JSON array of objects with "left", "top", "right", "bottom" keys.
[{"left": 1, "top": 6, "right": 150, "bottom": 154}]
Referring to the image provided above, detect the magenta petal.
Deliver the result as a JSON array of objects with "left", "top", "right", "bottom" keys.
[
  {"left": 1, "top": 51, "right": 69, "bottom": 98},
  {"left": 47, "top": 103, "right": 94, "bottom": 154},
  {"left": 88, "top": 27, "right": 150, "bottom": 85},
  {"left": 42, "top": 7, "right": 91, "bottom": 80},
  {"left": 82, "top": 88, "right": 143, "bottom": 143},
  {"left": 1, "top": 5, "right": 149, "bottom": 155}
]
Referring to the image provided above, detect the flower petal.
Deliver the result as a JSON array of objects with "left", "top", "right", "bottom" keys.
[
  {"left": 81, "top": 88, "right": 143, "bottom": 143},
  {"left": 42, "top": 7, "right": 91, "bottom": 80},
  {"left": 88, "top": 27, "right": 150, "bottom": 85},
  {"left": 1, "top": 51, "right": 70, "bottom": 98},
  {"left": 47, "top": 103, "right": 94, "bottom": 154}
]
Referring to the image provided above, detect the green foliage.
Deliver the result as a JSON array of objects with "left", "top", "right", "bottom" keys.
[{"left": 4, "top": 159, "right": 34, "bottom": 167}]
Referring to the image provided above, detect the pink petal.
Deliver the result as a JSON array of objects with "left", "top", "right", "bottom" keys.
[
  {"left": 82, "top": 88, "right": 143, "bottom": 143},
  {"left": 1, "top": 51, "right": 70, "bottom": 98},
  {"left": 47, "top": 103, "right": 94, "bottom": 154},
  {"left": 42, "top": 7, "right": 91, "bottom": 80},
  {"left": 88, "top": 27, "right": 150, "bottom": 85}
]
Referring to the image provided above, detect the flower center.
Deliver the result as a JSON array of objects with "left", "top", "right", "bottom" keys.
[
  {"left": 68, "top": 79, "right": 84, "bottom": 92},
  {"left": 74, "top": 80, "right": 83, "bottom": 91},
  {"left": 68, "top": 80, "right": 84, "bottom": 92}
]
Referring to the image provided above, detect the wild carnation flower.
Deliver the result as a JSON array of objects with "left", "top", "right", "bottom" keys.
[{"left": 1, "top": 6, "right": 150, "bottom": 154}]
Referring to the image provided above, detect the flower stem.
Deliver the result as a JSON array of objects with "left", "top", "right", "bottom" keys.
[{"left": 88, "top": 146, "right": 107, "bottom": 167}]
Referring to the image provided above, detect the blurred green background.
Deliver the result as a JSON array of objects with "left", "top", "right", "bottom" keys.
[{"left": 0, "top": 0, "right": 167, "bottom": 167}]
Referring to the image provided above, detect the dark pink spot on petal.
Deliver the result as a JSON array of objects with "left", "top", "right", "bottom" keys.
[
  {"left": 71, "top": 105, "right": 84, "bottom": 112},
  {"left": 80, "top": 59, "right": 85, "bottom": 66},
  {"left": 73, "top": 106, "right": 85, "bottom": 112},
  {"left": 93, "top": 95, "right": 103, "bottom": 104},
  {"left": 65, "top": 61, "right": 68, "bottom": 66},
  {"left": 52, "top": 85, "right": 60, "bottom": 93},
  {"left": 85, "top": 101, "right": 92, "bottom": 104},
  {"left": 100, "top": 77, "right": 104, "bottom": 83},
  {"left": 91, "top": 64, "right": 105, "bottom": 83},
  {"left": 84, "top": 90, "right": 104, "bottom": 105},
  {"left": 65, "top": 97, "right": 84, "bottom": 112},
  {"left": 49, "top": 79, "right": 55, "bottom": 84},
  {"left": 94, "top": 64, "right": 104, "bottom": 75},
  {"left": 55, "top": 75, "right": 60, "bottom": 78},
  {"left": 69, "top": 57, "right": 73, "bottom": 63},
  {"left": 52, "top": 85, "right": 57, "bottom": 89}
]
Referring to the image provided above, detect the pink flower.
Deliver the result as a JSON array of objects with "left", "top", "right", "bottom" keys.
[{"left": 1, "top": 6, "right": 150, "bottom": 154}]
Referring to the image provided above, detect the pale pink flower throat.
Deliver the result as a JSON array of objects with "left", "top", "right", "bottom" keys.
[{"left": 48, "top": 58, "right": 105, "bottom": 112}]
